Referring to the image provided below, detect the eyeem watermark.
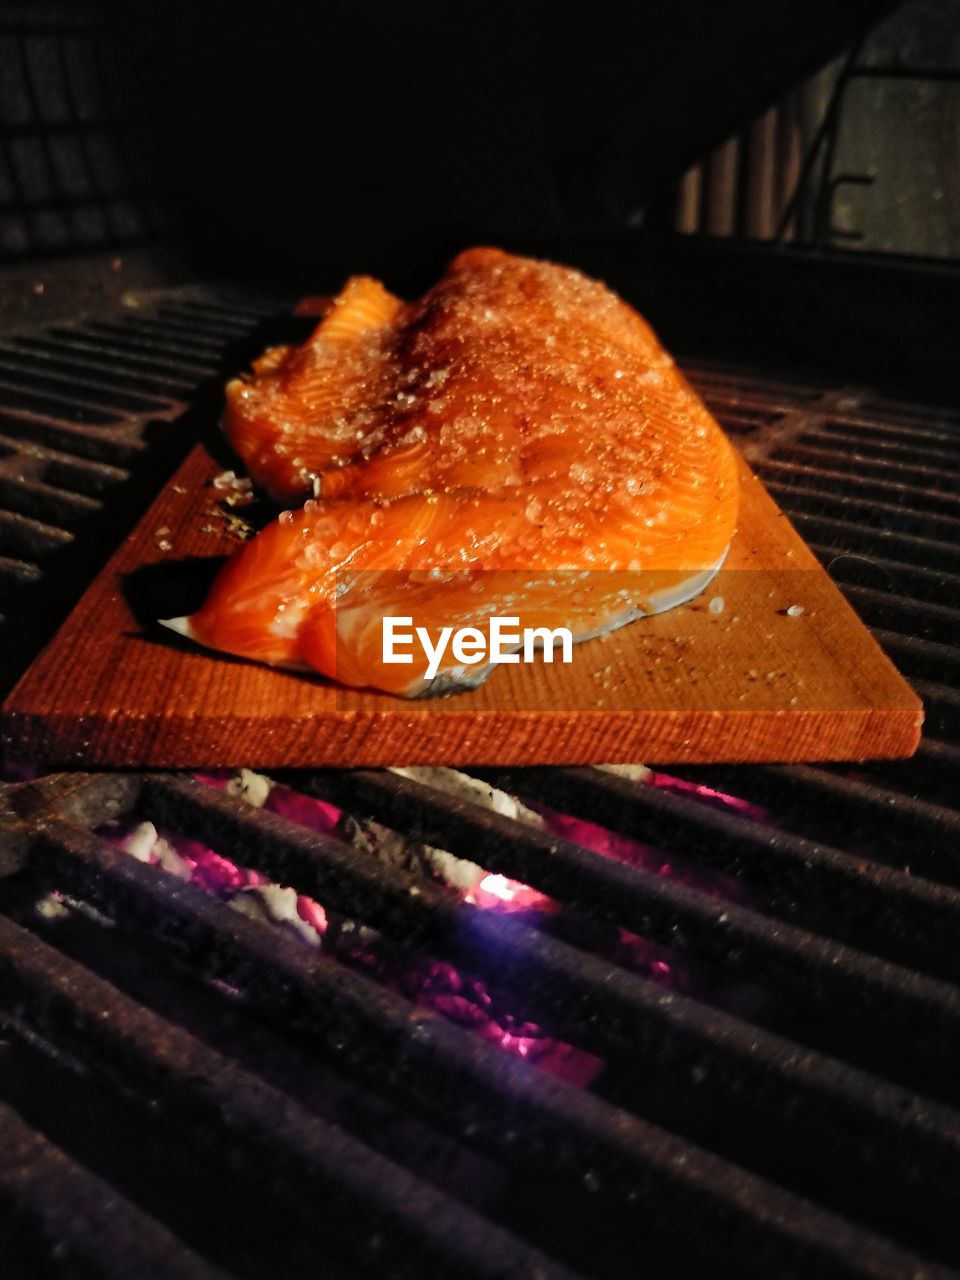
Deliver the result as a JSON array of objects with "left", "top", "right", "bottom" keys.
[{"left": 382, "top": 616, "right": 574, "bottom": 681}]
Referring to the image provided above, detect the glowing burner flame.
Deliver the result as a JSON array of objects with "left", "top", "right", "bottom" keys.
[
  {"left": 478, "top": 873, "right": 514, "bottom": 901},
  {"left": 468, "top": 873, "right": 552, "bottom": 913},
  {"left": 649, "top": 771, "right": 767, "bottom": 824},
  {"left": 98, "top": 798, "right": 597, "bottom": 1084},
  {"left": 91, "top": 767, "right": 759, "bottom": 1092}
]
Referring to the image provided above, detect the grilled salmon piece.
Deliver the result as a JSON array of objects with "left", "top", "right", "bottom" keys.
[
  {"left": 222, "top": 275, "right": 404, "bottom": 502},
  {"left": 169, "top": 248, "right": 739, "bottom": 696}
]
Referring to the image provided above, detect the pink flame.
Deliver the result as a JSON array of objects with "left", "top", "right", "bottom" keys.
[
  {"left": 648, "top": 771, "right": 767, "bottom": 824},
  {"left": 467, "top": 873, "right": 553, "bottom": 913},
  {"left": 535, "top": 792, "right": 750, "bottom": 906},
  {"left": 95, "top": 768, "right": 763, "bottom": 1092},
  {"left": 99, "top": 802, "right": 598, "bottom": 1085}
]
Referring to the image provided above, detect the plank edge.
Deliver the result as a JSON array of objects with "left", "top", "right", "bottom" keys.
[{"left": 2, "top": 705, "right": 924, "bottom": 769}]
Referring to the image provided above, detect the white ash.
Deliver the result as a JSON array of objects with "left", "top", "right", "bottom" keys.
[
  {"left": 154, "top": 838, "right": 192, "bottom": 880},
  {"left": 225, "top": 768, "right": 273, "bottom": 808},
  {"left": 117, "top": 820, "right": 191, "bottom": 880},
  {"left": 425, "top": 848, "right": 482, "bottom": 895},
  {"left": 707, "top": 596, "right": 725, "bottom": 615},
  {"left": 119, "top": 820, "right": 158, "bottom": 863},
  {"left": 155, "top": 839, "right": 192, "bottom": 880},
  {"left": 594, "top": 764, "right": 652, "bottom": 783},
  {"left": 37, "top": 893, "right": 114, "bottom": 930},
  {"left": 339, "top": 805, "right": 485, "bottom": 895},
  {"left": 230, "top": 885, "right": 321, "bottom": 947},
  {"left": 388, "top": 768, "right": 545, "bottom": 893},
  {"left": 391, "top": 767, "right": 542, "bottom": 827},
  {"left": 35, "top": 893, "right": 70, "bottom": 921},
  {"left": 785, "top": 604, "right": 805, "bottom": 617},
  {"left": 114, "top": 809, "right": 325, "bottom": 949},
  {"left": 113, "top": 767, "right": 554, "bottom": 950}
]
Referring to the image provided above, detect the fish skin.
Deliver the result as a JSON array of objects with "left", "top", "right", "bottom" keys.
[{"left": 179, "top": 248, "right": 740, "bottom": 696}]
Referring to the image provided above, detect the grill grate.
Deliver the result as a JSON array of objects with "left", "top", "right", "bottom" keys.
[
  {"left": 1, "top": 292, "right": 960, "bottom": 1277},
  {"left": 0, "top": 286, "right": 285, "bottom": 693}
]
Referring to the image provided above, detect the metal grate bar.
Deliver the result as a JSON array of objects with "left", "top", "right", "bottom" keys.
[
  {"left": 770, "top": 443, "right": 960, "bottom": 495},
  {"left": 162, "top": 299, "right": 277, "bottom": 323},
  {"left": 0, "top": 343, "right": 189, "bottom": 399},
  {"left": 0, "top": 413, "right": 140, "bottom": 495},
  {"left": 909, "top": 680, "right": 960, "bottom": 743},
  {"left": 25, "top": 331, "right": 218, "bottom": 379},
  {"left": 0, "top": 367, "right": 171, "bottom": 417},
  {"left": 807, "top": 428, "right": 960, "bottom": 467},
  {"left": 9, "top": 818, "right": 949, "bottom": 1280},
  {"left": 0, "top": 507, "right": 72, "bottom": 558},
  {"left": 151, "top": 307, "right": 263, "bottom": 338},
  {"left": 662, "top": 762, "right": 960, "bottom": 886},
  {"left": 814, "top": 416, "right": 960, "bottom": 447},
  {"left": 69, "top": 324, "right": 224, "bottom": 368},
  {"left": 0, "top": 472, "right": 99, "bottom": 526},
  {"left": 872, "top": 630, "right": 960, "bottom": 688},
  {"left": 137, "top": 769, "right": 960, "bottom": 1133},
  {"left": 841, "top": 585, "right": 960, "bottom": 649},
  {"left": 812, "top": 545, "right": 960, "bottom": 605},
  {"left": 762, "top": 458, "right": 960, "bottom": 519},
  {"left": 761, "top": 474, "right": 960, "bottom": 541},
  {"left": 851, "top": 739, "right": 960, "bottom": 813},
  {"left": 0, "top": 1098, "right": 227, "bottom": 1280},
  {"left": 0, "top": 553, "right": 41, "bottom": 586},
  {"left": 84, "top": 317, "right": 243, "bottom": 354},
  {"left": 789, "top": 511, "right": 960, "bottom": 575},
  {"left": 0, "top": 914, "right": 576, "bottom": 1280},
  {"left": 466, "top": 767, "right": 960, "bottom": 984},
  {"left": 684, "top": 368, "right": 833, "bottom": 403},
  {"left": 0, "top": 284, "right": 285, "bottom": 703},
  {"left": 853, "top": 400, "right": 960, "bottom": 431}
]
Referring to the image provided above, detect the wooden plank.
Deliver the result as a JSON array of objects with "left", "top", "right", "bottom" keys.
[{"left": 1, "top": 446, "right": 922, "bottom": 768}]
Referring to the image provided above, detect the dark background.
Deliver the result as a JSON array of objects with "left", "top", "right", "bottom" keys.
[
  {"left": 105, "top": 0, "right": 894, "bottom": 288},
  {"left": 1, "top": 1, "right": 957, "bottom": 399}
]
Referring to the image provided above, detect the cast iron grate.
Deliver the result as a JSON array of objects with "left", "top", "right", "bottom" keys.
[
  {"left": 0, "top": 285, "right": 286, "bottom": 692},
  {"left": 0, "top": 293, "right": 959, "bottom": 1278}
]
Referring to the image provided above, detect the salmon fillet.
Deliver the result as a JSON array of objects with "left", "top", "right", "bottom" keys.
[{"left": 168, "top": 248, "right": 739, "bottom": 696}]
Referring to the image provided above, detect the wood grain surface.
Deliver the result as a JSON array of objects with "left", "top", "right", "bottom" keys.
[{"left": 1, "top": 446, "right": 923, "bottom": 768}]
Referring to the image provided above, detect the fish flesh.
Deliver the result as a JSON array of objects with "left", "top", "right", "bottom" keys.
[
  {"left": 171, "top": 249, "right": 738, "bottom": 694},
  {"left": 165, "top": 248, "right": 739, "bottom": 696},
  {"left": 221, "top": 275, "right": 404, "bottom": 502}
]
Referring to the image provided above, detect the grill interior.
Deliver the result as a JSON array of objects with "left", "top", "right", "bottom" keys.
[{"left": 1, "top": 288, "right": 960, "bottom": 1279}]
